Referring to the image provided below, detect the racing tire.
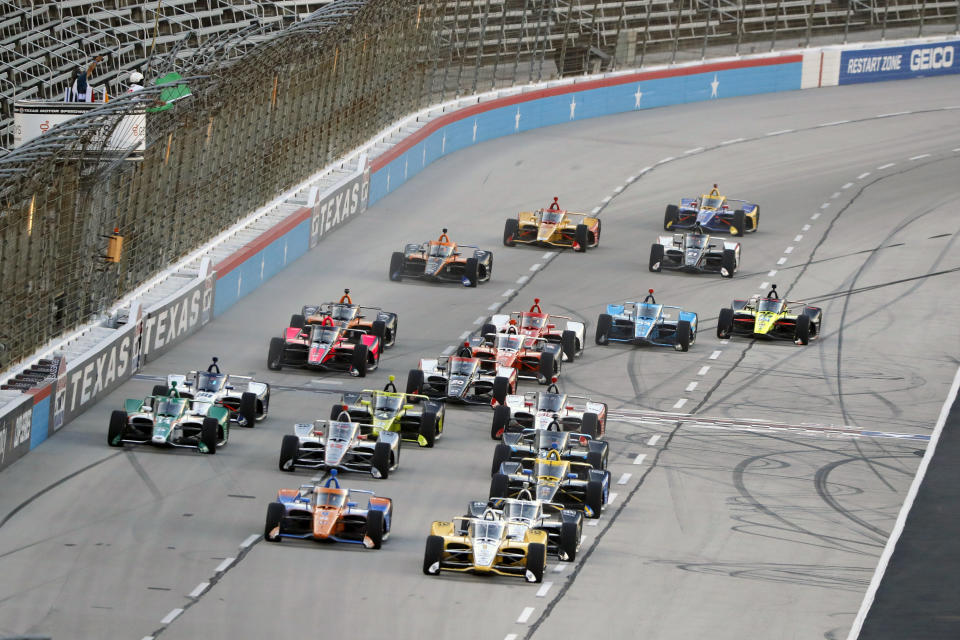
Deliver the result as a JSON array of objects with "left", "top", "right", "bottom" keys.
[
  {"left": 717, "top": 308, "right": 734, "bottom": 339},
  {"left": 503, "top": 218, "right": 519, "bottom": 247},
  {"left": 264, "top": 502, "right": 285, "bottom": 542},
  {"left": 239, "top": 392, "right": 258, "bottom": 428},
  {"left": 795, "top": 314, "right": 811, "bottom": 346},
  {"left": 676, "top": 320, "right": 691, "bottom": 352},
  {"left": 489, "top": 472, "right": 510, "bottom": 500},
  {"left": 526, "top": 543, "right": 546, "bottom": 583},
  {"left": 587, "top": 449, "right": 606, "bottom": 470},
  {"left": 108, "top": 410, "right": 127, "bottom": 447},
  {"left": 721, "top": 249, "right": 737, "bottom": 278},
  {"left": 595, "top": 314, "right": 612, "bottom": 346},
  {"left": 491, "top": 443, "right": 513, "bottom": 476},
  {"left": 290, "top": 314, "right": 305, "bottom": 329},
  {"left": 423, "top": 535, "right": 444, "bottom": 575},
  {"left": 481, "top": 322, "right": 497, "bottom": 340},
  {"left": 750, "top": 206, "right": 759, "bottom": 232},
  {"left": 151, "top": 384, "right": 169, "bottom": 397},
  {"left": 464, "top": 258, "right": 480, "bottom": 288},
  {"left": 372, "top": 441, "right": 392, "bottom": 479},
  {"left": 389, "top": 252, "right": 404, "bottom": 281},
  {"left": 279, "top": 434, "right": 300, "bottom": 471},
  {"left": 491, "top": 404, "right": 511, "bottom": 440},
  {"left": 561, "top": 330, "right": 577, "bottom": 362},
  {"left": 574, "top": 224, "right": 589, "bottom": 252},
  {"left": 201, "top": 417, "right": 219, "bottom": 455},
  {"left": 365, "top": 509, "right": 385, "bottom": 549},
  {"left": 267, "top": 337, "right": 284, "bottom": 371},
  {"left": 406, "top": 369, "right": 424, "bottom": 396},
  {"left": 580, "top": 412, "right": 599, "bottom": 439},
  {"left": 351, "top": 344, "right": 369, "bottom": 378},
  {"left": 585, "top": 479, "right": 604, "bottom": 518},
  {"left": 371, "top": 320, "right": 387, "bottom": 344},
  {"left": 731, "top": 210, "right": 747, "bottom": 236},
  {"left": 649, "top": 243, "right": 664, "bottom": 272},
  {"left": 419, "top": 412, "right": 437, "bottom": 448},
  {"left": 664, "top": 204, "right": 679, "bottom": 230},
  {"left": 492, "top": 376, "right": 511, "bottom": 406},
  {"left": 559, "top": 521, "right": 579, "bottom": 562},
  {"left": 537, "top": 352, "right": 556, "bottom": 385}
]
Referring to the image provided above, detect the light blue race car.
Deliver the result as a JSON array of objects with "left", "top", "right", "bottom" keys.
[{"left": 594, "top": 290, "right": 698, "bottom": 352}]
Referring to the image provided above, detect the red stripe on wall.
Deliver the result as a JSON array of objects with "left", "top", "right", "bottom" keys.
[
  {"left": 370, "top": 55, "right": 802, "bottom": 173},
  {"left": 29, "top": 383, "right": 52, "bottom": 403},
  {"left": 214, "top": 206, "right": 311, "bottom": 279}
]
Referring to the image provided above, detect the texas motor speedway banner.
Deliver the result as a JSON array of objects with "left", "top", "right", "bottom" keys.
[{"left": 839, "top": 40, "right": 959, "bottom": 84}]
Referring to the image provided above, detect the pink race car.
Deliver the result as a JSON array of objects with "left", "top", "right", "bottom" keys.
[{"left": 267, "top": 316, "right": 381, "bottom": 377}]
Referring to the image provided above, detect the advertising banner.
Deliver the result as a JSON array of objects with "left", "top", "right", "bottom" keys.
[
  {"left": 0, "top": 395, "right": 34, "bottom": 473},
  {"left": 141, "top": 273, "right": 216, "bottom": 363},
  {"left": 309, "top": 160, "right": 370, "bottom": 248},
  {"left": 839, "top": 40, "right": 959, "bottom": 84},
  {"left": 13, "top": 100, "right": 146, "bottom": 151}
]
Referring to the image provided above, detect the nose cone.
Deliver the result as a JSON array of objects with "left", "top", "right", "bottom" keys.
[
  {"left": 473, "top": 540, "right": 499, "bottom": 567},
  {"left": 684, "top": 248, "right": 701, "bottom": 266},
  {"left": 536, "top": 483, "right": 559, "bottom": 502},
  {"left": 313, "top": 508, "right": 338, "bottom": 538},
  {"left": 310, "top": 345, "right": 329, "bottom": 364},
  {"left": 425, "top": 257, "right": 444, "bottom": 275},
  {"left": 325, "top": 442, "right": 347, "bottom": 466},
  {"left": 496, "top": 353, "right": 515, "bottom": 368},
  {"left": 447, "top": 377, "right": 467, "bottom": 398},
  {"left": 537, "top": 224, "right": 556, "bottom": 243},
  {"left": 754, "top": 312, "right": 777, "bottom": 335},
  {"left": 634, "top": 320, "right": 654, "bottom": 339}
]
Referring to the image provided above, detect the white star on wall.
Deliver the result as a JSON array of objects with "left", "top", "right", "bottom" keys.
[
  {"left": 515, "top": 108, "right": 522, "bottom": 131},
  {"left": 634, "top": 86, "right": 643, "bottom": 108},
  {"left": 710, "top": 74, "right": 719, "bottom": 98},
  {"left": 386, "top": 169, "right": 391, "bottom": 190},
  {"left": 236, "top": 272, "right": 242, "bottom": 296},
  {"left": 569, "top": 96, "right": 577, "bottom": 120},
  {"left": 404, "top": 158, "right": 408, "bottom": 178},
  {"left": 260, "top": 255, "right": 265, "bottom": 280},
  {"left": 472, "top": 119, "right": 478, "bottom": 142},
  {"left": 441, "top": 131, "right": 447, "bottom": 153},
  {"left": 422, "top": 146, "right": 426, "bottom": 164}
]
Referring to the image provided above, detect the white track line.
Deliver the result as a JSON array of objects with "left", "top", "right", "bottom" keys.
[
  {"left": 877, "top": 162, "right": 895, "bottom": 170},
  {"left": 634, "top": 453, "right": 648, "bottom": 464},
  {"left": 215, "top": 558, "right": 235, "bottom": 573},
  {"left": 553, "top": 563, "right": 567, "bottom": 573},
  {"left": 617, "top": 473, "right": 632, "bottom": 485},
  {"left": 820, "top": 203, "right": 831, "bottom": 209},
  {"left": 502, "top": 289, "right": 515, "bottom": 297},
  {"left": 543, "top": 251, "right": 556, "bottom": 260},
  {"left": 458, "top": 331, "right": 471, "bottom": 341},
  {"left": 536, "top": 582, "right": 554, "bottom": 597},
  {"left": 601, "top": 196, "right": 612, "bottom": 203},
  {"left": 720, "top": 138, "right": 744, "bottom": 145},
  {"left": 608, "top": 492, "right": 619, "bottom": 504},
  {"left": 517, "top": 607, "right": 535, "bottom": 623},
  {"left": 529, "top": 263, "right": 541, "bottom": 271},
  {"left": 625, "top": 175, "right": 637, "bottom": 183},
  {"left": 672, "top": 398, "right": 688, "bottom": 409},
  {"left": 846, "top": 365, "right": 960, "bottom": 640},
  {"left": 842, "top": 182, "right": 854, "bottom": 189},
  {"left": 697, "top": 366, "right": 710, "bottom": 376},
  {"left": 760, "top": 281, "right": 769, "bottom": 290},
  {"left": 647, "top": 434, "right": 661, "bottom": 445},
  {"left": 777, "top": 257, "right": 787, "bottom": 265},
  {"left": 441, "top": 345, "right": 455, "bottom": 356},
  {"left": 160, "top": 609, "right": 183, "bottom": 625},
  {"left": 505, "top": 635, "right": 519, "bottom": 640},
  {"left": 877, "top": 110, "right": 908, "bottom": 118},
  {"left": 684, "top": 147, "right": 704, "bottom": 154},
  {"left": 784, "top": 246, "right": 794, "bottom": 254},
  {"left": 821, "top": 119, "right": 850, "bottom": 126},
  {"left": 516, "top": 275, "right": 529, "bottom": 285},
  {"left": 240, "top": 534, "right": 259, "bottom": 549},
  {"left": 811, "top": 212, "right": 821, "bottom": 220},
  {"left": 794, "top": 234, "right": 803, "bottom": 242},
  {"left": 801, "top": 224, "right": 810, "bottom": 231},
  {"left": 591, "top": 206, "right": 601, "bottom": 214},
  {"left": 766, "top": 129, "right": 793, "bottom": 136},
  {"left": 614, "top": 186, "right": 624, "bottom": 194},
  {"left": 767, "top": 270, "right": 777, "bottom": 277},
  {"left": 909, "top": 153, "right": 930, "bottom": 161},
  {"left": 658, "top": 156, "right": 675, "bottom": 164},
  {"left": 857, "top": 172, "right": 871, "bottom": 179},
  {"left": 831, "top": 192, "right": 841, "bottom": 198},
  {"left": 189, "top": 582, "right": 209, "bottom": 598},
  {"left": 488, "top": 302, "right": 502, "bottom": 311},
  {"left": 586, "top": 519, "right": 599, "bottom": 526},
  {"left": 639, "top": 166, "right": 651, "bottom": 174},
  {"left": 473, "top": 316, "right": 485, "bottom": 325},
  {"left": 709, "top": 350, "right": 722, "bottom": 360},
  {"left": 685, "top": 381, "right": 698, "bottom": 392}
]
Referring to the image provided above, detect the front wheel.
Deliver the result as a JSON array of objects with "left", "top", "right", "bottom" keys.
[
  {"left": 389, "top": 252, "right": 405, "bottom": 281},
  {"left": 279, "top": 434, "right": 299, "bottom": 471},
  {"left": 721, "top": 249, "right": 736, "bottom": 278},
  {"left": 491, "top": 404, "right": 511, "bottom": 440},
  {"left": 537, "top": 352, "right": 556, "bottom": 384},
  {"left": 795, "top": 314, "right": 811, "bottom": 345},
  {"left": 200, "top": 417, "right": 219, "bottom": 454},
  {"left": 717, "top": 308, "right": 734, "bottom": 339},
  {"left": 595, "top": 314, "right": 612, "bottom": 345},
  {"left": 526, "top": 543, "right": 546, "bottom": 583},
  {"left": 492, "top": 376, "right": 510, "bottom": 406},
  {"left": 239, "top": 392, "right": 257, "bottom": 427},
  {"left": 372, "top": 441, "right": 392, "bottom": 479},
  {"left": 419, "top": 412, "right": 437, "bottom": 448},
  {"left": 406, "top": 369, "right": 424, "bottom": 395},
  {"left": 264, "top": 502, "right": 285, "bottom": 542},
  {"left": 423, "top": 535, "right": 444, "bottom": 575},
  {"left": 503, "top": 218, "right": 519, "bottom": 246},
  {"left": 489, "top": 472, "right": 510, "bottom": 500},
  {"left": 561, "top": 330, "right": 577, "bottom": 362},
  {"left": 675, "top": 320, "right": 691, "bottom": 352},
  {"left": 464, "top": 258, "right": 480, "bottom": 287},
  {"left": 352, "top": 344, "right": 369, "bottom": 377},
  {"left": 108, "top": 410, "right": 128, "bottom": 447},
  {"left": 731, "top": 210, "right": 747, "bottom": 236},
  {"left": 664, "top": 204, "right": 679, "bottom": 230},
  {"left": 574, "top": 224, "right": 589, "bottom": 252},
  {"left": 366, "top": 509, "right": 385, "bottom": 549},
  {"left": 649, "top": 244, "right": 664, "bottom": 272},
  {"left": 267, "top": 337, "right": 284, "bottom": 371}
]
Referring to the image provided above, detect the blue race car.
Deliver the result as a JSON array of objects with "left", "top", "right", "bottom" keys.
[
  {"left": 663, "top": 184, "right": 759, "bottom": 236},
  {"left": 594, "top": 290, "right": 697, "bottom": 351}
]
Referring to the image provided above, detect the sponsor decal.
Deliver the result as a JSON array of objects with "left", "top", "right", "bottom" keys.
[
  {"left": 13, "top": 408, "right": 31, "bottom": 448},
  {"left": 309, "top": 165, "right": 371, "bottom": 248}
]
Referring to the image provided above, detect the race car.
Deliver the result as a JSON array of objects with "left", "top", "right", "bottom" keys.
[
  {"left": 503, "top": 197, "right": 601, "bottom": 252},
  {"left": 482, "top": 298, "right": 585, "bottom": 362},
  {"left": 465, "top": 495, "right": 582, "bottom": 561},
  {"left": 264, "top": 470, "right": 392, "bottom": 549},
  {"left": 458, "top": 331, "right": 562, "bottom": 385},
  {"left": 490, "top": 448, "right": 610, "bottom": 518},
  {"left": 595, "top": 290, "right": 697, "bottom": 352},
  {"left": 158, "top": 357, "right": 269, "bottom": 427},
  {"left": 278, "top": 414, "right": 401, "bottom": 479},
  {"left": 490, "top": 382, "right": 607, "bottom": 439},
  {"left": 296, "top": 289, "right": 399, "bottom": 349},
  {"left": 267, "top": 315, "right": 381, "bottom": 376},
  {"left": 389, "top": 228, "right": 493, "bottom": 287},
  {"left": 649, "top": 227, "right": 740, "bottom": 278},
  {"left": 663, "top": 184, "right": 759, "bottom": 236},
  {"left": 492, "top": 425, "right": 609, "bottom": 473},
  {"left": 716, "top": 284, "right": 823, "bottom": 345},
  {"left": 422, "top": 506, "right": 548, "bottom": 582},
  {"left": 334, "top": 377, "right": 446, "bottom": 447},
  {"left": 406, "top": 355, "right": 517, "bottom": 406},
  {"left": 108, "top": 382, "right": 229, "bottom": 454}
]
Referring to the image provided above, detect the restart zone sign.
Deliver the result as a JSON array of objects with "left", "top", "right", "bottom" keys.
[{"left": 840, "top": 41, "right": 959, "bottom": 84}]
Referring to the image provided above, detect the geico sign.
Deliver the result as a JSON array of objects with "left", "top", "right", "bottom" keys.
[{"left": 910, "top": 46, "right": 954, "bottom": 71}]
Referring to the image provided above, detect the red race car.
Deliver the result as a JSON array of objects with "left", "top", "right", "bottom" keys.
[
  {"left": 267, "top": 315, "right": 381, "bottom": 377},
  {"left": 482, "top": 298, "right": 586, "bottom": 362},
  {"left": 458, "top": 330, "right": 561, "bottom": 386}
]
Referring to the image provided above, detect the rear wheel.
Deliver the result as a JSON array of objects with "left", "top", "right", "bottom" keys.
[
  {"left": 580, "top": 412, "right": 598, "bottom": 438},
  {"left": 372, "top": 441, "right": 392, "bottom": 479},
  {"left": 201, "top": 417, "right": 219, "bottom": 454},
  {"left": 371, "top": 320, "right": 387, "bottom": 343},
  {"left": 526, "top": 543, "right": 546, "bottom": 583},
  {"left": 587, "top": 449, "right": 606, "bottom": 470},
  {"left": 585, "top": 479, "right": 604, "bottom": 518},
  {"left": 481, "top": 322, "right": 497, "bottom": 339},
  {"left": 389, "top": 252, "right": 405, "bottom": 281},
  {"left": 649, "top": 244, "right": 664, "bottom": 272},
  {"left": 419, "top": 412, "right": 437, "bottom": 448},
  {"left": 559, "top": 520, "right": 579, "bottom": 562},
  {"left": 423, "top": 535, "right": 444, "bottom": 575},
  {"left": 595, "top": 314, "right": 612, "bottom": 345},
  {"left": 108, "top": 410, "right": 127, "bottom": 446},
  {"left": 352, "top": 344, "right": 369, "bottom": 377},
  {"left": 717, "top": 308, "right": 734, "bottom": 339},
  {"left": 731, "top": 210, "right": 747, "bottom": 236},
  {"left": 290, "top": 314, "right": 305, "bottom": 329},
  {"left": 267, "top": 337, "right": 284, "bottom": 371},
  {"left": 406, "top": 369, "right": 424, "bottom": 395},
  {"left": 721, "top": 249, "right": 736, "bottom": 278},
  {"left": 491, "top": 443, "right": 513, "bottom": 476},
  {"left": 330, "top": 404, "right": 349, "bottom": 421},
  {"left": 561, "top": 330, "right": 577, "bottom": 362},
  {"left": 676, "top": 320, "right": 691, "bottom": 352},
  {"left": 537, "top": 352, "right": 556, "bottom": 384},
  {"left": 795, "top": 314, "right": 811, "bottom": 345},
  {"left": 575, "top": 224, "right": 589, "bottom": 252},
  {"left": 264, "top": 502, "right": 285, "bottom": 542},
  {"left": 491, "top": 404, "right": 511, "bottom": 440},
  {"left": 151, "top": 384, "right": 168, "bottom": 397},
  {"left": 489, "top": 472, "right": 510, "bottom": 499},
  {"left": 464, "top": 258, "right": 480, "bottom": 287},
  {"left": 239, "top": 392, "right": 257, "bottom": 427},
  {"left": 664, "top": 204, "right": 679, "bottom": 230},
  {"left": 366, "top": 509, "right": 385, "bottom": 549},
  {"left": 503, "top": 218, "right": 519, "bottom": 246},
  {"left": 279, "top": 434, "right": 300, "bottom": 471},
  {"left": 492, "top": 376, "right": 510, "bottom": 406}
]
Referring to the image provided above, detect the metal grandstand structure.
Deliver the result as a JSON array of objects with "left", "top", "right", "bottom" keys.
[{"left": 0, "top": 0, "right": 956, "bottom": 370}]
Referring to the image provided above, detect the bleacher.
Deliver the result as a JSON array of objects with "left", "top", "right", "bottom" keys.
[{"left": 0, "top": 0, "right": 337, "bottom": 152}]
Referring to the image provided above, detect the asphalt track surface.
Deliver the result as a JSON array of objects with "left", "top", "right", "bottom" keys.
[{"left": 1, "top": 76, "right": 959, "bottom": 640}]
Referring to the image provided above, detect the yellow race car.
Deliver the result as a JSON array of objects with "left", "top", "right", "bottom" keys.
[
  {"left": 422, "top": 508, "right": 548, "bottom": 582},
  {"left": 503, "top": 197, "right": 601, "bottom": 252}
]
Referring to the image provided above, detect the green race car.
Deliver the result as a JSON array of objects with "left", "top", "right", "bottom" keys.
[
  {"left": 334, "top": 377, "right": 445, "bottom": 447},
  {"left": 108, "top": 383, "right": 230, "bottom": 454}
]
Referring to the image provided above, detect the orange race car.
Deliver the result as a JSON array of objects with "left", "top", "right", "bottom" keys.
[
  {"left": 295, "top": 289, "right": 399, "bottom": 349},
  {"left": 458, "top": 329, "right": 562, "bottom": 385},
  {"left": 503, "top": 197, "right": 601, "bottom": 252},
  {"left": 389, "top": 229, "right": 493, "bottom": 287}
]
